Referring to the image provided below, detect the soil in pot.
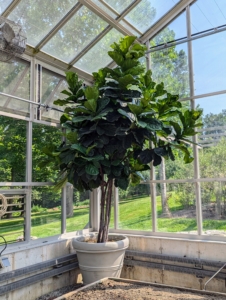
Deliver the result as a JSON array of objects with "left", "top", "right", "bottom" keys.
[{"left": 55, "top": 279, "right": 226, "bottom": 300}]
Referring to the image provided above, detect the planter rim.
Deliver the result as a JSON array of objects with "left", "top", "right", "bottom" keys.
[{"left": 72, "top": 233, "right": 129, "bottom": 251}]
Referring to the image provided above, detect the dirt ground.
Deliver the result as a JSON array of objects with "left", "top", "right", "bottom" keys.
[{"left": 54, "top": 279, "right": 226, "bottom": 300}]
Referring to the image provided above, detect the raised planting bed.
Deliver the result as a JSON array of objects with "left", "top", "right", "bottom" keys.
[{"left": 55, "top": 278, "right": 226, "bottom": 300}]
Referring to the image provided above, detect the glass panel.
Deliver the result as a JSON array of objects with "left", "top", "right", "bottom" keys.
[
  {"left": 193, "top": 31, "right": 226, "bottom": 96},
  {"left": 0, "top": 192, "right": 25, "bottom": 244},
  {"left": 191, "top": 0, "right": 226, "bottom": 34},
  {"left": 124, "top": 0, "right": 180, "bottom": 34},
  {"left": 0, "top": 0, "right": 13, "bottom": 14},
  {"left": 150, "top": 44, "right": 190, "bottom": 98},
  {"left": 31, "top": 186, "right": 61, "bottom": 238},
  {"left": 74, "top": 28, "right": 123, "bottom": 74},
  {"left": 155, "top": 149, "right": 194, "bottom": 181},
  {"left": 119, "top": 20, "right": 141, "bottom": 36},
  {"left": 41, "top": 68, "right": 68, "bottom": 122},
  {"left": 104, "top": 0, "right": 134, "bottom": 14},
  {"left": 157, "top": 183, "right": 197, "bottom": 234},
  {"left": 197, "top": 94, "right": 226, "bottom": 178},
  {"left": 42, "top": 6, "right": 108, "bottom": 63},
  {"left": 0, "top": 116, "right": 26, "bottom": 182},
  {"left": 66, "top": 189, "right": 90, "bottom": 232},
  {"left": 92, "top": 0, "right": 117, "bottom": 18},
  {"left": 118, "top": 184, "right": 152, "bottom": 231},
  {"left": 151, "top": 11, "right": 187, "bottom": 46},
  {"left": 8, "top": 0, "right": 78, "bottom": 46},
  {"left": 201, "top": 181, "right": 226, "bottom": 236},
  {"left": 0, "top": 58, "right": 30, "bottom": 116},
  {"left": 32, "top": 123, "right": 62, "bottom": 182}
]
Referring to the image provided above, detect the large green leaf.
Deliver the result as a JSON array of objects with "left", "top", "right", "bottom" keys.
[
  {"left": 85, "top": 164, "right": 99, "bottom": 176},
  {"left": 146, "top": 119, "right": 163, "bottom": 131},
  {"left": 108, "top": 51, "right": 124, "bottom": 66},
  {"left": 118, "top": 109, "right": 133, "bottom": 121},
  {"left": 72, "top": 115, "right": 91, "bottom": 123},
  {"left": 71, "top": 144, "right": 86, "bottom": 154},
  {"left": 138, "top": 149, "right": 153, "bottom": 164},
  {"left": 54, "top": 99, "right": 71, "bottom": 106},
  {"left": 119, "top": 36, "right": 136, "bottom": 54},
  {"left": 118, "top": 74, "right": 137, "bottom": 89},
  {"left": 115, "top": 177, "right": 129, "bottom": 190},
  {"left": 84, "top": 86, "right": 99, "bottom": 101},
  {"left": 84, "top": 99, "right": 97, "bottom": 112},
  {"left": 128, "top": 104, "right": 143, "bottom": 115}
]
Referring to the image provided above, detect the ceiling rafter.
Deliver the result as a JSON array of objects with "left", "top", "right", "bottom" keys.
[
  {"left": 2, "top": 0, "right": 22, "bottom": 17},
  {"left": 78, "top": 0, "right": 142, "bottom": 41},
  {"left": 25, "top": 45, "right": 93, "bottom": 84},
  {"left": 140, "top": 0, "right": 197, "bottom": 43},
  {"left": 34, "top": 2, "right": 83, "bottom": 52},
  {"left": 69, "top": 25, "right": 112, "bottom": 66},
  {"left": 69, "top": 0, "right": 142, "bottom": 66}
]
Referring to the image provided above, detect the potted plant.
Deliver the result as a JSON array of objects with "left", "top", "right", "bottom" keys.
[{"left": 43, "top": 36, "right": 202, "bottom": 284}]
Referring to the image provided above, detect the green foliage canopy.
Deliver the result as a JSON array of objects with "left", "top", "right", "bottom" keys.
[{"left": 44, "top": 36, "right": 202, "bottom": 193}]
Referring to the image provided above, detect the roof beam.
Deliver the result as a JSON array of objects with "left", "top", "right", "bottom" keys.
[
  {"left": 69, "top": 25, "right": 112, "bottom": 66},
  {"left": 25, "top": 45, "right": 93, "bottom": 84},
  {"left": 35, "top": 2, "right": 83, "bottom": 51},
  {"left": 78, "top": 0, "right": 142, "bottom": 41},
  {"left": 140, "top": 0, "right": 197, "bottom": 43},
  {"left": 1, "top": 0, "right": 22, "bottom": 17},
  {"left": 69, "top": 0, "right": 142, "bottom": 66}
]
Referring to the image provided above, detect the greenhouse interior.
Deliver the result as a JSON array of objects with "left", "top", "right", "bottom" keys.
[{"left": 1, "top": 0, "right": 226, "bottom": 299}]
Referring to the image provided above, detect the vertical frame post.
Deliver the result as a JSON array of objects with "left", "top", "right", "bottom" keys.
[
  {"left": 24, "top": 57, "right": 35, "bottom": 242},
  {"left": 61, "top": 186, "right": 67, "bottom": 234},
  {"left": 186, "top": 5, "right": 203, "bottom": 235},
  {"left": 146, "top": 40, "right": 157, "bottom": 232}
]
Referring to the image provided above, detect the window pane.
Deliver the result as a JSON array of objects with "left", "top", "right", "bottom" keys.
[
  {"left": 201, "top": 181, "right": 226, "bottom": 236},
  {"left": 193, "top": 32, "right": 226, "bottom": 95},
  {"left": 74, "top": 28, "right": 123, "bottom": 74},
  {"left": 32, "top": 123, "right": 62, "bottom": 182},
  {"left": 0, "top": 116, "right": 26, "bottom": 182},
  {"left": 119, "top": 20, "right": 141, "bottom": 36},
  {"left": 191, "top": 0, "right": 226, "bottom": 34},
  {"left": 155, "top": 151, "right": 194, "bottom": 181},
  {"left": 8, "top": 0, "right": 78, "bottom": 46},
  {"left": 157, "top": 183, "right": 197, "bottom": 234},
  {"left": 31, "top": 186, "right": 61, "bottom": 238},
  {"left": 66, "top": 189, "right": 90, "bottom": 232},
  {"left": 124, "top": 0, "right": 180, "bottom": 34},
  {"left": 91, "top": 0, "right": 117, "bottom": 18},
  {"left": 0, "top": 0, "right": 13, "bottom": 13},
  {"left": 118, "top": 184, "right": 152, "bottom": 231},
  {"left": 150, "top": 44, "right": 190, "bottom": 98},
  {"left": 104, "top": 0, "right": 134, "bottom": 14},
  {"left": 151, "top": 11, "right": 187, "bottom": 46},
  {"left": 41, "top": 68, "right": 67, "bottom": 122},
  {"left": 197, "top": 94, "right": 226, "bottom": 178},
  {"left": 0, "top": 192, "right": 26, "bottom": 244},
  {"left": 42, "top": 6, "right": 108, "bottom": 63},
  {"left": 0, "top": 58, "right": 30, "bottom": 117}
]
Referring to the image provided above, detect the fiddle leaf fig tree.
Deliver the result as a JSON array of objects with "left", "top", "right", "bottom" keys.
[{"left": 43, "top": 36, "right": 202, "bottom": 243}]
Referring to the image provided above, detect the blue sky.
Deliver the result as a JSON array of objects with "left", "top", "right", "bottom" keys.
[{"left": 158, "top": 0, "right": 226, "bottom": 116}]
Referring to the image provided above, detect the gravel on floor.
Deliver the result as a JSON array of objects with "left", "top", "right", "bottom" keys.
[{"left": 36, "top": 283, "right": 83, "bottom": 300}]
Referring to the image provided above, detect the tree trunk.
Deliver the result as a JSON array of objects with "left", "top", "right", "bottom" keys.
[{"left": 97, "top": 178, "right": 114, "bottom": 243}]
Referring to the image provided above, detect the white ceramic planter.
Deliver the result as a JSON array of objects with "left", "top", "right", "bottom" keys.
[{"left": 72, "top": 233, "right": 129, "bottom": 285}]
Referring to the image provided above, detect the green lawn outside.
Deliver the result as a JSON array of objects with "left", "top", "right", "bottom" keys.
[{"left": 1, "top": 195, "right": 226, "bottom": 243}]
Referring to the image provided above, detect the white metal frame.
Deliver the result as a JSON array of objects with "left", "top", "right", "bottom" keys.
[{"left": 1, "top": 0, "right": 226, "bottom": 244}]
